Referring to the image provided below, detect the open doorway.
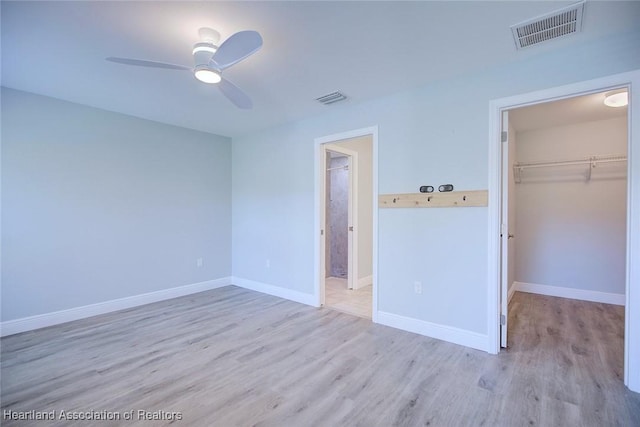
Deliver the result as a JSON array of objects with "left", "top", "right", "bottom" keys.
[
  {"left": 503, "top": 92, "right": 629, "bottom": 380},
  {"left": 501, "top": 90, "right": 628, "bottom": 347},
  {"left": 488, "top": 70, "right": 640, "bottom": 392},
  {"left": 326, "top": 151, "right": 351, "bottom": 285},
  {"left": 316, "top": 132, "right": 375, "bottom": 320}
]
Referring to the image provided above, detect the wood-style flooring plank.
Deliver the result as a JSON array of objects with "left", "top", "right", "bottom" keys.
[{"left": 2, "top": 287, "right": 639, "bottom": 426}]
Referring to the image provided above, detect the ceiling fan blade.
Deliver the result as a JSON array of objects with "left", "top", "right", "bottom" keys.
[
  {"left": 218, "top": 78, "right": 253, "bottom": 109},
  {"left": 210, "top": 31, "right": 262, "bottom": 71},
  {"left": 106, "top": 57, "right": 191, "bottom": 71}
]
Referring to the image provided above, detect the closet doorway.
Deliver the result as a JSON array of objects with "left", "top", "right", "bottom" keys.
[
  {"left": 489, "top": 71, "right": 640, "bottom": 391},
  {"left": 316, "top": 133, "right": 374, "bottom": 320},
  {"left": 500, "top": 90, "right": 628, "bottom": 348}
]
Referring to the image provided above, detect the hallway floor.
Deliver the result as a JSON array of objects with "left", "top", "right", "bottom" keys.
[{"left": 324, "top": 276, "right": 372, "bottom": 319}]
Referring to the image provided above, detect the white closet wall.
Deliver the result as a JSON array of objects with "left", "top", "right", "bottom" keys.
[{"left": 515, "top": 116, "right": 627, "bottom": 297}]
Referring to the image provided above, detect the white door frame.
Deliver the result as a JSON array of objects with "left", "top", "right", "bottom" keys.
[
  {"left": 499, "top": 110, "right": 510, "bottom": 349},
  {"left": 314, "top": 126, "right": 379, "bottom": 322},
  {"left": 487, "top": 69, "right": 640, "bottom": 393},
  {"left": 324, "top": 145, "right": 358, "bottom": 291}
]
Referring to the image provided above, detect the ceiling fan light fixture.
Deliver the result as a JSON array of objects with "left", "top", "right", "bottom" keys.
[
  {"left": 108, "top": 28, "right": 261, "bottom": 108},
  {"left": 194, "top": 66, "right": 221, "bottom": 84},
  {"left": 192, "top": 42, "right": 217, "bottom": 55},
  {"left": 604, "top": 90, "right": 628, "bottom": 108},
  {"left": 198, "top": 27, "right": 221, "bottom": 45}
]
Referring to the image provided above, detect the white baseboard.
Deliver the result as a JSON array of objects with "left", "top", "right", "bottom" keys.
[
  {"left": 233, "top": 276, "right": 488, "bottom": 352},
  {"left": 0, "top": 277, "right": 232, "bottom": 337},
  {"left": 508, "top": 283, "right": 517, "bottom": 304},
  {"left": 231, "top": 277, "right": 317, "bottom": 307},
  {"left": 355, "top": 275, "right": 373, "bottom": 290},
  {"left": 376, "top": 311, "right": 489, "bottom": 352},
  {"left": 513, "top": 281, "right": 625, "bottom": 306}
]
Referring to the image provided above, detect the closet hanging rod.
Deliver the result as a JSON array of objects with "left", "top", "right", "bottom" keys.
[
  {"left": 514, "top": 155, "right": 626, "bottom": 183},
  {"left": 327, "top": 165, "right": 349, "bottom": 171},
  {"left": 514, "top": 155, "right": 626, "bottom": 170}
]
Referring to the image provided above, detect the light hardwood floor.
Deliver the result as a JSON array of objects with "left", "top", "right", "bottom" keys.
[
  {"left": 324, "top": 277, "right": 372, "bottom": 319},
  {"left": 2, "top": 287, "right": 639, "bottom": 426}
]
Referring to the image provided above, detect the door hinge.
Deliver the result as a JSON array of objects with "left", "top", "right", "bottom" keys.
[
  {"left": 321, "top": 229, "right": 324, "bottom": 236},
  {"left": 501, "top": 131, "right": 508, "bottom": 143},
  {"left": 500, "top": 314, "right": 506, "bottom": 325}
]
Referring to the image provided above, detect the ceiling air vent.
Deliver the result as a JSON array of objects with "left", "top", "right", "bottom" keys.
[
  {"left": 316, "top": 91, "right": 347, "bottom": 105},
  {"left": 511, "top": 1, "right": 585, "bottom": 50}
]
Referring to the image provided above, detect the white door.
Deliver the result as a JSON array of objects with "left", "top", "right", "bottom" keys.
[
  {"left": 323, "top": 146, "right": 358, "bottom": 293},
  {"left": 345, "top": 153, "right": 355, "bottom": 290},
  {"left": 500, "top": 110, "right": 514, "bottom": 348}
]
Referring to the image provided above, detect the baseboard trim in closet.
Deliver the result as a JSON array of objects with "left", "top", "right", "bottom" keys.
[
  {"left": 508, "top": 283, "right": 517, "bottom": 304},
  {"left": 513, "top": 281, "right": 625, "bottom": 306}
]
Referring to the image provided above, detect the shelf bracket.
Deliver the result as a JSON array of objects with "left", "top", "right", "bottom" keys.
[
  {"left": 514, "top": 165, "right": 522, "bottom": 184},
  {"left": 587, "top": 156, "right": 595, "bottom": 181}
]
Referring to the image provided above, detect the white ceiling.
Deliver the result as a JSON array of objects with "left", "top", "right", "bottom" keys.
[
  {"left": 2, "top": 1, "right": 639, "bottom": 138},
  {"left": 509, "top": 90, "right": 628, "bottom": 132}
]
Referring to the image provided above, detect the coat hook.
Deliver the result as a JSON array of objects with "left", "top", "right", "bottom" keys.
[
  {"left": 393, "top": 198, "right": 397, "bottom": 203},
  {"left": 463, "top": 195, "right": 467, "bottom": 201},
  {"left": 427, "top": 196, "right": 432, "bottom": 202}
]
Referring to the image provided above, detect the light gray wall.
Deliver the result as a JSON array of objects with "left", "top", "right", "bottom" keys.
[
  {"left": 232, "top": 30, "right": 640, "bottom": 335},
  {"left": 514, "top": 117, "right": 627, "bottom": 294},
  {"left": 1, "top": 88, "right": 232, "bottom": 321}
]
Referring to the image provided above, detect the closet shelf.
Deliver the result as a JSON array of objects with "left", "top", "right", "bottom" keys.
[
  {"left": 379, "top": 190, "right": 488, "bottom": 208},
  {"left": 514, "top": 154, "right": 626, "bottom": 183}
]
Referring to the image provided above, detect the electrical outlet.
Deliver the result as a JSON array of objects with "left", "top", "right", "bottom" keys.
[
  {"left": 414, "top": 281, "right": 422, "bottom": 294},
  {"left": 196, "top": 258, "right": 203, "bottom": 268},
  {"left": 266, "top": 259, "right": 270, "bottom": 268}
]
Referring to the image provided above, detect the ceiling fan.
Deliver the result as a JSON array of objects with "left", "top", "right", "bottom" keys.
[{"left": 106, "top": 28, "right": 262, "bottom": 109}]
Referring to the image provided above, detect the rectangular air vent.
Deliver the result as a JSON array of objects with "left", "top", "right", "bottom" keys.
[
  {"left": 316, "top": 91, "right": 347, "bottom": 105},
  {"left": 511, "top": 1, "right": 585, "bottom": 50}
]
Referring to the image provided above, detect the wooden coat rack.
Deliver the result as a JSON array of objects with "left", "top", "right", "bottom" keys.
[{"left": 379, "top": 190, "right": 488, "bottom": 208}]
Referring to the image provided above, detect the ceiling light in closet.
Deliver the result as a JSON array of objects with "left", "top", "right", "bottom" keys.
[{"left": 604, "top": 91, "right": 628, "bottom": 108}]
